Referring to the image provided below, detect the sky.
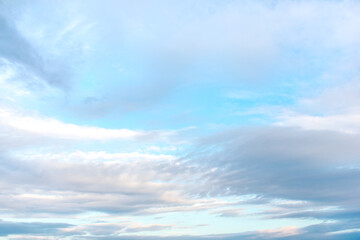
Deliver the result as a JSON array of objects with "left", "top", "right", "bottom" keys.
[{"left": 0, "top": 0, "right": 360, "bottom": 239}]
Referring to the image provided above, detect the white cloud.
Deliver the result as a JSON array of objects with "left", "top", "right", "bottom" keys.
[
  {"left": 276, "top": 112, "right": 360, "bottom": 134},
  {"left": 0, "top": 106, "right": 147, "bottom": 140},
  {"left": 276, "top": 79, "right": 360, "bottom": 134}
]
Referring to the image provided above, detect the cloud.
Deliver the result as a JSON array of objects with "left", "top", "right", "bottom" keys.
[
  {"left": 1, "top": 0, "right": 359, "bottom": 119},
  {"left": 298, "top": 80, "right": 360, "bottom": 115},
  {"left": 0, "top": 0, "right": 98, "bottom": 91},
  {"left": 0, "top": 13, "right": 70, "bottom": 89},
  {"left": 0, "top": 219, "right": 71, "bottom": 237},
  {"left": 0, "top": 107, "right": 143, "bottom": 140},
  {"left": 257, "top": 225, "right": 301, "bottom": 238},
  {"left": 194, "top": 127, "right": 360, "bottom": 203},
  {"left": 44, "top": 224, "right": 360, "bottom": 240},
  {"left": 0, "top": 16, "right": 40, "bottom": 80},
  {"left": 185, "top": 126, "right": 360, "bottom": 237},
  {"left": 4, "top": 0, "right": 357, "bottom": 116},
  {"left": 1, "top": 1, "right": 360, "bottom": 239},
  {"left": 62, "top": 222, "right": 172, "bottom": 235},
  {"left": 0, "top": 152, "right": 183, "bottom": 215},
  {"left": 211, "top": 208, "right": 244, "bottom": 217},
  {"left": 1, "top": 107, "right": 359, "bottom": 238},
  {"left": 0, "top": 106, "right": 186, "bottom": 145},
  {"left": 275, "top": 76, "right": 360, "bottom": 133},
  {"left": 0, "top": 148, "right": 236, "bottom": 218},
  {"left": 277, "top": 112, "right": 360, "bottom": 134},
  {"left": 1, "top": 126, "right": 356, "bottom": 239}
]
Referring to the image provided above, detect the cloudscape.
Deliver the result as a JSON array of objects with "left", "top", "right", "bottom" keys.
[{"left": 1, "top": 0, "right": 360, "bottom": 239}]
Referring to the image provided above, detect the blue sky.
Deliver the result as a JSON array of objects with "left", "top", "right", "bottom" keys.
[{"left": 1, "top": 0, "right": 360, "bottom": 239}]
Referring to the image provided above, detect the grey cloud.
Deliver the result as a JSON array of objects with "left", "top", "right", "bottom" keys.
[
  {"left": 184, "top": 127, "right": 360, "bottom": 235},
  {"left": 193, "top": 127, "right": 360, "bottom": 203},
  {"left": 0, "top": 3, "right": 73, "bottom": 89},
  {"left": 0, "top": 150, "right": 200, "bottom": 216},
  {"left": 0, "top": 17, "right": 40, "bottom": 73},
  {"left": 0, "top": 219, "right": 72, "bottom": 236},
  {"left": 1, "top": 124, "right": 360, "bottom": 237},
  {"left": 124, "top": 224, "right": 172, "bottom": 233},
  {"left": 2, "top": 125, "right": 360, "bottom": 238},
  {"left": 211, "top": 208, "right": 244, "bottom": 217},
  {"left": 270, "top": 209, "right": 360, "bottom": 221}
]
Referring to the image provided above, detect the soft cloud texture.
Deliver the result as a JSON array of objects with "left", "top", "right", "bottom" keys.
[{"left": 1, "top": 0, "right": 360, "bottom": 239}]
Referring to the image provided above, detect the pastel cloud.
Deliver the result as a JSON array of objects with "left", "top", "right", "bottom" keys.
[{"left": 1, "top": 0, "right": 360, "bottom": 239}]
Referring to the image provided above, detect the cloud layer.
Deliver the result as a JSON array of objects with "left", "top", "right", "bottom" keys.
[{"left": 1, "top": 0, "right": 360, "bottom": 239}]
